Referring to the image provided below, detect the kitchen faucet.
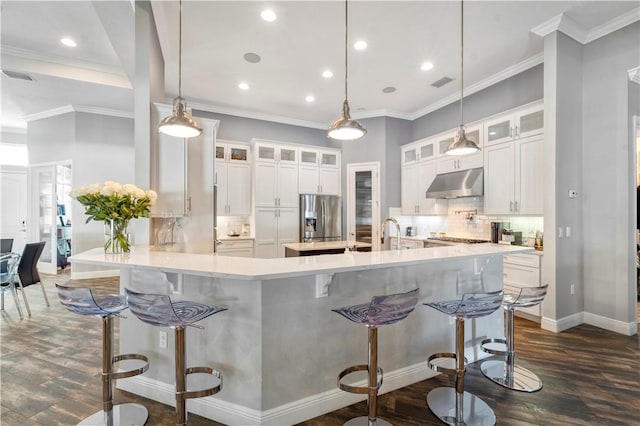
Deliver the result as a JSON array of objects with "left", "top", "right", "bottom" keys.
[{"left": 380, "top": 217, "right": 401, "bottom": 250}]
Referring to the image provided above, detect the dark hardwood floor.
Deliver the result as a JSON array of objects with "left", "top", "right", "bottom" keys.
[{"left": 1, "top": 270, "right": 638, "bottom": 425}]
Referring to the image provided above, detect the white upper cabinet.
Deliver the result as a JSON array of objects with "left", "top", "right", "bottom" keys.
[
  {"left": 298, "top": 147, "right": 341, "bottom": 195},
  {"left": 401, "top": 159, "right": 447, "bottom": 215},
  {"left": 151, "top": 103, "right": 218, "bottom": 218},
  {"left": 215, "top": 140, "right": 251, "bottom": 216},
  {"left": 253, "top": 141, "right": 299, "bottom": 208},
  {"left": 484, "top": 134, "right": 543, "bottom": 215},
  {"left": 401, "top": 138, "right": 436, "bottom": 165},
  {"left": 436, "top": 124, "right": 484, "bottom": 174},
  {"left": 485, "top": 101, "right": 543, "bottom": 146}
]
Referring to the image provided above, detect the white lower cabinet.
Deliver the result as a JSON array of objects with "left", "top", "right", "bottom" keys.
[
  {"left": 484, "top": 135, "right": 543, "bottom": 215},
  {"left": 254, "top": 207, "right": 298, "bottom": 258},
  {"left": 389, "top": 237, "right": 422, "bottom": 249},
  {"left": 216, "top": 239, "right": 254, "bottom": 257},
  {"left": 401, "top": 160, "right": 447, "bottom": 215},
  {"left": 503, "top": 253, "right": 543, "bottom": 318}
]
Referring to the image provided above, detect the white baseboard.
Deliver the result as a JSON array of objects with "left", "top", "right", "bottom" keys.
[
  {"left": 70, "top": 269, "right": 119, "bottom": 280},
  {"left": 541, "top": 312, "right": 637, "bottom": 336},
  {"left": 118, "top": 361, "right": 439, "bottom": 425},
  {"left": 583, "top": 312, "right": 637, "bottom": 336},
  {"left": 541, "top": 312, "right": 583, "bottom": 333}
]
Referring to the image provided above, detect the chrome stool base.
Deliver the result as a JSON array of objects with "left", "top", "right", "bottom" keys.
[
  {"left": 78, "top": 403, "right": 148, "bottom": 426},
  {"left": 480, "top": 360, "right": 542, "bottom": 392},
  {"left": 427, "top": 387, "right": 496, "bottom": 426},
  {"left": 344, "top": 416, "right": 393, "bottom": 426}
]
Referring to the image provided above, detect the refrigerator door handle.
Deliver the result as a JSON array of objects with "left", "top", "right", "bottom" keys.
[{"left": 321, "top": 199, "right": 326, "bottom": 239}]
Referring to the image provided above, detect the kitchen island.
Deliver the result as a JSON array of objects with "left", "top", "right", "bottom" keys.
[
  {"left": 284, "top": 240, "right": 372, "bottom": 257},
  {"left": 71, "top": 244, "right": 532, "bottom": 425}
]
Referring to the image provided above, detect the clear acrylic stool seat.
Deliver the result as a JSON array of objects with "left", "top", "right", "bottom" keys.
[
  {"left": 124, "top": 288, "right": 227, "bottom": 426},
  {"left": 1, "top": 253, "right": 24, "bottom": 319},
  {"left": 333, "top": 288, "right": 419, "bottom": 426},
  {"left": 424, "top": 290, "right": 504, "bottom": 426},
  {"left": 480, "top": 285, "right": 548, "bottom": 392},
  {"left": 56, "top": 284, "right": 150, "bottom": 426}
]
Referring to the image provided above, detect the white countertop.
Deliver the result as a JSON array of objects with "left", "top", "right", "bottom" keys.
[
  {"left": 284, "top": 241, "right": 372, "bottom": 251},
  {"left": 71, "top": 244, "right": 533, "bottom": 281}
]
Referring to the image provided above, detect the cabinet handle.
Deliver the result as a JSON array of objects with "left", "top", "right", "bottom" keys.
[
  {"left": 515, "top": 125, "right": 520, "bottom": 137},
  {"left": 514, "top": 201, "right": 519, "bottom": 212},
  {"left": 510, "top": 127, "right": 514, "bottom": 138},
  {"left": 187, "top": 196, "right": 192, "bottom": 212},
  {"left": 509, "top": 201, "right": 514, "bottom": 212}
]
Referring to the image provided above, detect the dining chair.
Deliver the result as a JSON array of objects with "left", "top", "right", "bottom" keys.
[
  {"left": 1, "top": 253, "right": 24, "bottom": 319},
  {"left": 15, "top": 241, "right": 49, "bottom": 316},
  {"left": 0, "top": 238, "right": 13, "bottom": 254}
]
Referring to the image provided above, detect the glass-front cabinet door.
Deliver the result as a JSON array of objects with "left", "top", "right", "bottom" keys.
[
  {"left": 485, "top": 115, "right": 513, "bottom": 145},
  {"left": 516, "top": 105, "right": 544, "bottom": 139}
]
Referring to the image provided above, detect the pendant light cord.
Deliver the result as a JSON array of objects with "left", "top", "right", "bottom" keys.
[
  {"left": 344, "top": 0, "right": 348, "bottom": 102},
  {"left": 178, "top": 0, "right": 183, "bottom": 99},
  {"left": 459, "top": 0, "right": 464, "bottom": 126}
]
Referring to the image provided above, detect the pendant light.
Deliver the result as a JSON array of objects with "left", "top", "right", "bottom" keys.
[
  {"left": 445, "top": 0, "right": 480, "bottom": 156},
  {"left": 327, "top": 0, "right": 366, "bottom": 141},
  {"left": 158, "top": 0, "right": 202, "bottom": 138}
]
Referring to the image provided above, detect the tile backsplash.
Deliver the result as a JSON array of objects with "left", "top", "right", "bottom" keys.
[{"left": 390, "top": 197, "right": 543, "bottom": 243}]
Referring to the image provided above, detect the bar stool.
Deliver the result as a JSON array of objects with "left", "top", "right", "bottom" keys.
[
  {"left": 1, "top": 253, "right": 24, "bottom": 319},
  {"left": 480, "top": 284, "right": 548, "bottom": 392},
  {"left": 425, "top": 290, "right": 504, "bottom": 426},
  {"left": 56, "top": 284, "right": 149, "bottom": 425},
  {"left": 333, "top": 287, "right": 419, "bottom": 426},
  {"left": 124, "top": 288, "right": 226, "bottom": 426}
]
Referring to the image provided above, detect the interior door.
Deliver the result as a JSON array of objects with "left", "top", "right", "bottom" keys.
[
  {"left": 29, "top": 164, "right": 58, "bottom": 274},
  {"left": 347, "top": 162, "right": 380, "bottom": 251},
  {"left": 0, "top": 169, "right": 28, "bottom": 254}
]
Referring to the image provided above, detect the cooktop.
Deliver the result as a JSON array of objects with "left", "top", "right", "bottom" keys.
[{"left": 426, "top": 237, "right": 491, "bottom": 244}]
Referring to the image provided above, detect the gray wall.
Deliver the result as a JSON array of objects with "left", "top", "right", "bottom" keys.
[
  {"left": 412, "top": 64, "right": 544, "bottom": 141},
  {"left": 194, "top": 111, "right": 327, "bottom": 147},
  {"left": 543, "top": 32, "right": 585, "bottom": 321},
  {"left": 27, "top": 112, "right": 136, "bottom": 275},
  {"left": 582, "top": 22, "right": 640, "bottom": 325}
]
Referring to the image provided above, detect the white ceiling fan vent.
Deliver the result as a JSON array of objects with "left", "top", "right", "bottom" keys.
[
  {"left": 430, "top": 77, "right": 453, "bottom": 88},
  {"left": 1, "top": 70, "right": 34, "bottom": 81}
]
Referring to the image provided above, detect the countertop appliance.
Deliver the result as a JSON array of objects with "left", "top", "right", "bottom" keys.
[
  {"left": 405, "top": 226, "right": 414, "bottom": 237},
  {"left": 300, "top": 194, "right": 342, "bottom": 243},
  {"left": 491, "top": 222, "right": 510, "bottom": 243}
]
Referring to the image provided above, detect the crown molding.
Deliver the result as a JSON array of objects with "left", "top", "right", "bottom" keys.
[
  {"left": 629, "top": 67, "right": 640, "bottom": 85},
  {"left": 586, "top": 6, "right": 640, "bottom": 43},
  {"left": 531, "top": 7, "right": 639, "bottom": 44},
  {"left": 23, "top": 105, "right": 133, "bottom": 122},
  {"left": 1, "top": 45, "right": 124, "bottom": 76},
  {"left": 408, "top": 53, "right": 544, "bottom": 121},
  {"left": 352, "top": 109, "right": 413, "bottom": 121},
  {"left": 187, "top": 101, "right": 328, "bottom": 130},
  {"left": 531, "top": 13, "right": 588, "bottom": 43}
]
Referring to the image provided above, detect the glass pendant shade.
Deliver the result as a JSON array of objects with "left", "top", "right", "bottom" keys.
[
  {"left": 159, "top": 97, "right": 202, "bottom": 138},
  {"left": 327, "top": 100, "right": 367, "bottom": 140},
  {"left": 446, "top": 125, "right": 480, "bottom": 156}
]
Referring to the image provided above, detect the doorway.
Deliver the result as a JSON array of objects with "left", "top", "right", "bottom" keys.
[
  {"left": 346, "top": 162, "right": 380, "bottom": 252},
  {"left": 0, "top": 168, "right": 28, "bottom": 255},
  {"left": 29, "top": 161, "right": 72, "bottom": 274}
]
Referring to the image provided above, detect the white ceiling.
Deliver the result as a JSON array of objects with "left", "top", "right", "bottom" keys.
[{"left": 1, "top": 1, "right": 638, "bottom": 132}]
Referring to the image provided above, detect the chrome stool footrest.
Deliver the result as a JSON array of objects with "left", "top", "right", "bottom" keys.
[
  {"left": 427, "top": 352, "right": 468, "bottom": 376},
  {"left": 337, "top": 364, "right": 383, "bottom": 395},
  {"left": 180, "top": 366, "right": 223, "bottom": 399},
  {"left": 480, "top": 337, "right": 507, "bottom": 356},
  {"left": 109, "top": 353, "right": 150, "bottom": 381}
]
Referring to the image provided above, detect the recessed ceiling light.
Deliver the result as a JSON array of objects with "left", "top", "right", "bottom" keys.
[
  {"left": 322, "top": 70, "right": 333, "bottom": 78},
  {"left": 243, "top": 52, "right": 261, "bottom": 63},
  {"left": 261, "top": 9, "right": 277, "bottom": 22},
  {"left": 382, "top": 86, "right": 396, "bottom": 94},
  {"left": 238, "top": 82, "right": 249, "bottom": 90},
  {"left": 305, "top": 95, "right": 315, "bottom": 103},
  {"left": 354, "top": 40, "right": 367, "bottom": 50},
  {"left": 60, "top": 38, "right": 77, "bottom": 47},
  {"left": 421, "top": 62, "right": 434, "bottom": 71}
]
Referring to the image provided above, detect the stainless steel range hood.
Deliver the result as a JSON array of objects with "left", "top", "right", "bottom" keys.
[{"left": 425, "top": 167, "right": 483, "bottom": 199}]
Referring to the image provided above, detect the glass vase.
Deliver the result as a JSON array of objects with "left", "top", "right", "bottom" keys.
[{"left": 104, "top": 219, "right": 131, "bottom": 254}]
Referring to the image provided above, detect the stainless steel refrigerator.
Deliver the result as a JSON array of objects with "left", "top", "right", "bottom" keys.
[{"left": 300, "top": 194, "right": 342, "bottom": 242}]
